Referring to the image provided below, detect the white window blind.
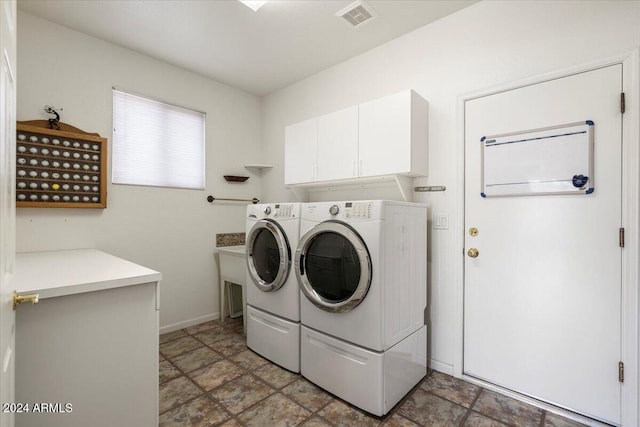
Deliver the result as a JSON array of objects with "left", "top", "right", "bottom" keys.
[{"left": 112, "top": 89, "right": 205, "bottom": 190}]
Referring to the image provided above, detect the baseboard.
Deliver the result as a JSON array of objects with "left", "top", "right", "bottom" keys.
[
  {"left": 159, "top": 312, "right": 220, "bottom": 335},
  {"left": 428, "top": 358, "right": 453, "bottom": 376}
]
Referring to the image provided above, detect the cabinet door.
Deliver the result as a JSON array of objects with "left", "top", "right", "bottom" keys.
[
  {"left": 317, "top": 106, "right": 358, "bottom": 182},
  {"left": 358, "top": 91, "right": 413, "bottom": 177},
  {"left": 284, "top": 118, "right": 317, "bottom": 185}
]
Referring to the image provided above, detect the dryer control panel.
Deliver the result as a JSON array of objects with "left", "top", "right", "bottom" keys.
[{"left": 344, "top": 201, "right": 372, "bottom": 219}]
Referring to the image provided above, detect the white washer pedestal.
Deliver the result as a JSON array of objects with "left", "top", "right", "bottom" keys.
[{"left": 218, "top": 245, "right": 247, "bottom": 333}]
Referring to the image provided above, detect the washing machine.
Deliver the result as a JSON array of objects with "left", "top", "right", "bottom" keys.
[
  {"left": 245, "top": 202, "right": 301, "bottom": 372},
  {"left": 295, "top": 200, "right": 427, "bottom": 416}
]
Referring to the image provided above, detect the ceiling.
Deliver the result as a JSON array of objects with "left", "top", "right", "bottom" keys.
[{"left": 17, "top": 0, "right": 477, "bottom": 96}]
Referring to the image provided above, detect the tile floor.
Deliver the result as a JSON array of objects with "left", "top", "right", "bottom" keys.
[{"left": 159, "top": 317, "right": 588, "bottom": 427}]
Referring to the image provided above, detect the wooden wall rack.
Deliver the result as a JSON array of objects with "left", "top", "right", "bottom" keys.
[{"left": 15, "top": 120, "right": 107, "bottom": 208}]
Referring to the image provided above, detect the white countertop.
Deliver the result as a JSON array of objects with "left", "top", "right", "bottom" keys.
[
  {"left": 14, "top": 249, "right": 162, "bottom": 299},
  {"left": 218, "top": 245, "right": 246, "bottom": 257}
]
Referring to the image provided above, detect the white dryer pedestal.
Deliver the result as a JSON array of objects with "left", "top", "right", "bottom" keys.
[{"left": 301, "top": 325, "right": 427, "bottom": 416}]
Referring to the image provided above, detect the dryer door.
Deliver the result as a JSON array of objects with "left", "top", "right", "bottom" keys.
[
  {"left": 246, "top": 219, "right": 291, "bottom": 292},
  {"left": 295, "top": 220, "right": 371, "bottom": 313}
]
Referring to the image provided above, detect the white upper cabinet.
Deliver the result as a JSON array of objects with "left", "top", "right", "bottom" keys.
[
  {"left": 284, "top": 117, "right": 317, "bottom": 185},
  {"left": 284, "top": 90, "right": 428, "bottom": 186},
  {"left": 317, "top": 106, "right": 359, "bottom": 182},
  {"left": 358, "top": 90, "right": 428, "bottom": 177}
]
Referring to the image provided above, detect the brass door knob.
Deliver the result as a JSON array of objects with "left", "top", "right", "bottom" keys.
[
  {"left": 12, "top": 291, "right": 39, "bottom": 310},
  {"left": 467, "top": 248, "right": 479, "bottom": 258}
]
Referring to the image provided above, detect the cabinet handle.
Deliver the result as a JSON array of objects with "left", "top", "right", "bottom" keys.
[{"left": 13, "top": 290, "right": 39, "bottom": 310}]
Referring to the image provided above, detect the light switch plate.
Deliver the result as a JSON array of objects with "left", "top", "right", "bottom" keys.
[{"left": 433, "top": 214, "right": 449, "bottom": 230}]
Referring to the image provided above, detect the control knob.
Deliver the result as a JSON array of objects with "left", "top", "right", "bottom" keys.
[
  {"left": 329, "top": 205, "right": 340, "bottom": 216},
  {"left": 264, "top": 206, "right": 272, "bottom": 215}
]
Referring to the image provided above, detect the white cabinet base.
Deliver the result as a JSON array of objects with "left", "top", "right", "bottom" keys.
[{"left": 16, "top": 282, "right": 159, "bottom": 427}]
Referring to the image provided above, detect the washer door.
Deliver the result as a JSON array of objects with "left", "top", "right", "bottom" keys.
[
  {"left": 246, "top": 219, "right": 291, "bottom": 292},
  {"left": 295, "top": 220, "right": 371, "bottom": 313}
]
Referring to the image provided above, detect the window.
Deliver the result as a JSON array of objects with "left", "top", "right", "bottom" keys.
[{"left": 112, "top": 89, "right": 205, "bottom": 190}]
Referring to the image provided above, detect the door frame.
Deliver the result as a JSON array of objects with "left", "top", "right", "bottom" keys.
[
  {"left": 453, "top": 50, "right": 639, "bottom": 426},
  {"left": 0, "top": 1, "right": 16, "bottom": 426}
]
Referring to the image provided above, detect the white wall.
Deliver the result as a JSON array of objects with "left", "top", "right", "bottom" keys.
[
  {"left": 16, "top": 12, "right": 263, "bottom": 331},
  {"left": 261, "top": 0, "right": 640, "bottom": 372},
  {"left": 16, "top": 1, "right": 640, "bottom": 365}
]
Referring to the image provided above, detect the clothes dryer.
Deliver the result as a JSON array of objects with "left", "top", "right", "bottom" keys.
[
  {"left": 295, "top": 200, "right": 427, "bottom": 415},
  {"left": 245, "top": 202, "right": 301, "bottom": 372}
]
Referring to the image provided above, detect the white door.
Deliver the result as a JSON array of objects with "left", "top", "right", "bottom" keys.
[
  {"left": 0, "top": 1, "right": 17, "bottom": 426},
  {"left": 464, "top": 65, "right": 622, "bottom": 424}
]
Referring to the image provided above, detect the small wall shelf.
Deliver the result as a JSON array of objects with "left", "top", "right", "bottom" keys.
[
  {"left": 224, "top": 175, "right": 249, "bottom": 183},
  {"left": 286, "top": 174, "right": 414, "bottom": 202},
  {"left": 244, "top": 164, "right": 273, "bottom": 171}
]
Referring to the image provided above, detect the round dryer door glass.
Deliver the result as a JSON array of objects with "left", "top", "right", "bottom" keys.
[
  {"left": 305, "top": 233, "right": 360, "bottom": 301},
  {"left": 247, "top": 219, "right": 291, "bottom": 291},
  {"left": 296, "top": 221, "right": 371, "bottom": 312}
]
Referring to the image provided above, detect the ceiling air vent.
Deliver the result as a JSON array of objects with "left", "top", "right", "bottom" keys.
[{"left": 336, "top": 0, "right": 378, "bottom": 28}]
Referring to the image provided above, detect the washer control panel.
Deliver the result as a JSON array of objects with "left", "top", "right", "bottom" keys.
[
  {"left": 274, "top": 203, "right": 294, "bottom": 218},
  {"left": 344, "top": 201, "right": 372, "bottom": 219}
]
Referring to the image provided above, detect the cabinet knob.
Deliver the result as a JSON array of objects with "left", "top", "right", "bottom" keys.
[{"left": 13, "top": 290, "right": 39, "bottom": 310}]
